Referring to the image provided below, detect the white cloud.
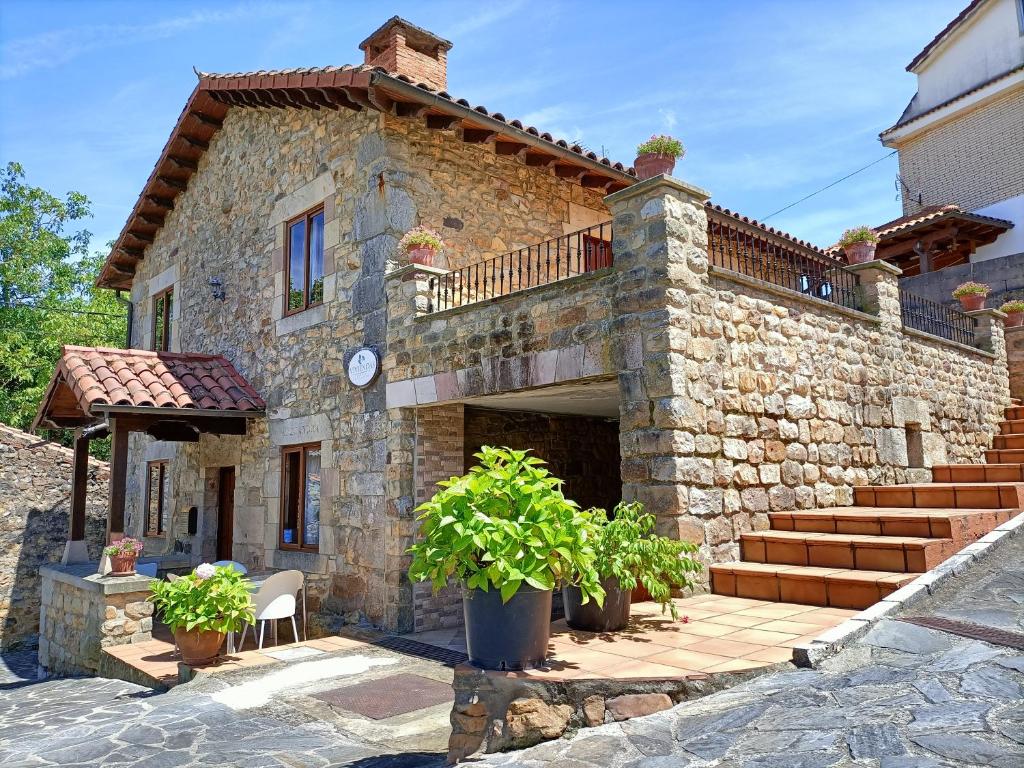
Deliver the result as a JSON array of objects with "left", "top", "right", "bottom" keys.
[
  {"left": 446, "top": 1, "right": 527, "bottom": 37},
  {"left": 658, "top": 108, "right": 677, "bottom": 130}
]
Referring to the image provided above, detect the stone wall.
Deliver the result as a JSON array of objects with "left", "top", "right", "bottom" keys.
[
  {"left": 1008, "top": 325, "right": 1024, "bottom": 401},
  {"left": 897, "top": 252, "right": 1024, "bottom": 311},
  {"left": 0, "top": 425, "right": 109, "bottom": 650}
]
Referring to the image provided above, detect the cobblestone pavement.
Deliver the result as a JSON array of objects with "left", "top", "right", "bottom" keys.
[
  {"left": 479, "top": 534, "right": 1024, "bottom": 768},
  {"left": 0, "top": 643, "right": 450, "bottom": 768}
]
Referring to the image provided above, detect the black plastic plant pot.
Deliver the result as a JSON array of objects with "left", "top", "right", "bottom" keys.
[
  {"left": 563, "top": 576, "right": 631, "bottom": 632},
  {"left": 463, "top": 584, "right": 552, "bottom": 671}
]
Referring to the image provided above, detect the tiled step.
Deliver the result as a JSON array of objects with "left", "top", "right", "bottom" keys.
[
  {"left": 994, "top": 434, "right": 1024, "bottom": 450},
  {"left": 999, "top": 419, "right": 1024, "bottom": 435},
  {"left": 1006, "top": 405, "right": 1024, "bottom": 421},
  {"left": 740, "top": 531, "right": 952, "bottom": 572},
  {"left": 769, "top": 507, "right": 1015, "bottom": 546},
  {"left": 709, "top": 562, "right": 919, "bottom": 610},
  {"left": 854, "top": 483, "right": 1024, "bottom": 510},
  {"left": 986, "top": 449, "right": 1024, "bottom": 464},
  {"left": 932, "top": 464, "right": 1024, "bottom": 482}
]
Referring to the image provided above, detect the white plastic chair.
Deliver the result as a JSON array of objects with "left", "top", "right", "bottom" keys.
[
  {"left": 239, "top": 570, "right": 303, "bottom": 651},
  {"left": 136, "top": 562, "right": 158, "bottom": 577},
  {"left": 213, "top": 560, "right": 248, "bottom": 574}
]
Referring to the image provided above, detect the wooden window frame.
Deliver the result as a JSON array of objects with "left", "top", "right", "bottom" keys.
[
  {"left": 279, "top": 443, "right": 321, "bottom": 552},
  {"left": 144, "top": 460, "right": 168, "bottom": 536},
  {"left": 283, "top": 205, "right": 325, "bottom": 317},
  {"left": 152, "top": 286, "right": 173, "bottom": 351}
]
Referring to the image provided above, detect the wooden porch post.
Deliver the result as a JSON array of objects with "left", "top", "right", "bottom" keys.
[
  {"left": 60, "top": 430, "right": 91, "bottom": 564},
  {"left": 107, "top": 417, "right": 129, "bottom": 540}
]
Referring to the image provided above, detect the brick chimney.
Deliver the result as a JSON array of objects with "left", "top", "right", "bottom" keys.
[{"left": 359, "top": 17, "right": 452, "bottom": 92}]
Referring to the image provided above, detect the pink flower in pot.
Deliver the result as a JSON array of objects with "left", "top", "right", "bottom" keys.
[
  {"left": 952, "top": 281, "right": 990, "bottom": 311},
  {"left": 104, "top": 537, "right": 144, "bottom": 576},
  {"left": 399, "top": 227, "right": 444, "bottom": 267},
  {"left": 1000, "top": 300, "right": 1024, "bottom": 328},
  {"left": 634, "top": 135, "right": 685, "bottom": 180},
  {"left": 838, "top": 226, "right": 880, "bottom": 265}
]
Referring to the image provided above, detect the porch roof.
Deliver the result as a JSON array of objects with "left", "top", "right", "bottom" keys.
[{"left": 33, "top": 345, "right": 265, "bottom": 431}]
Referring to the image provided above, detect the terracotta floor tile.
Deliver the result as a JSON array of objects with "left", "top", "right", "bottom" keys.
[
  {"left": 792, "top": 610, "right": 851, "bottom": 627},
  {"left": 594, "top": 658, "right": 699, "bottom": 679},
  {"left": 685, "top": 637, "right": 771, "bottom": 657},
  {"left": 742, "top": 646, "right": 796, "bottom": 663},
  {"left": 697, "top": 597, "right": 772, "bottom": 612},
  {"left": 702, "top": 658, "right": 771, "bottom": 673},
  {"left": 645, "top": 647, "right": 736, "bottom": 671},
  {"left": 703, "top": 613, "right": 767, "bottom": 628},
  {"left": 629, "top": 630, "right": 709, "bottom": 649},
  {"left": 753, "top": 619, "right": 828, "bottom": 635},
  {"left": 734, "top": 604, "right": 813, "bottom": 619},
  {"left": 665, "top": 621, "right": 742, "bottom": 639},
  {"left": 721, "top": 628, "right": 800, "bottom": 646}
]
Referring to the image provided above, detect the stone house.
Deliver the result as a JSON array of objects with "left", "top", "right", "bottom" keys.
[{"left": 33, "top": 17, "right": 1012, "bottom": 636}]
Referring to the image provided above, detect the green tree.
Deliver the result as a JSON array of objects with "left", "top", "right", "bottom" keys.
[{"left": 0, "top": 162, "right": 126, "bottom": 454}]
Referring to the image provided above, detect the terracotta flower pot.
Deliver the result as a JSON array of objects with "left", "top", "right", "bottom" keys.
[
  {"left": 109, "top": 554, "right": 138, "bottom": 575},
  {"left": 958, "top": 294, "right": 986, "bottom": 311},
  {"left": 1005, "top": 311, "right": 1023, "bottom": 328},
  {"left": 407, "top": 245, "right": 436, "bottom": 267},
  {"left": 174, "top": 627, "right": 225, "bottom": 665},
  {"left": 633, "top": 153, "right": 676, "bottom": 180},
  {"left": 843, "top": 241, "right": 877, "bottom": 265}
]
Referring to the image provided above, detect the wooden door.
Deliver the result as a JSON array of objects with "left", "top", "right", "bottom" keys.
[{"left": 216, "top": 467, "right": 235, "bottom": 562}]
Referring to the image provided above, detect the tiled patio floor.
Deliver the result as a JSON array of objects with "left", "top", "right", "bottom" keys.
[{"left": 405, "top": 595, "right": 856, "bottom": 679}]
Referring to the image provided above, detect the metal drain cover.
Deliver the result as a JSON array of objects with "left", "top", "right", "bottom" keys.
[
  {"left": 900, "top": 616, "right": 1024, "bottom": 650},
  {"left": 314, "top": 673, "right": 453, "bottom": 719}
]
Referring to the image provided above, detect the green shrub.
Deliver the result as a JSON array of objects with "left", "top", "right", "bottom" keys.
[
  {"left": 408, "top": 446, "right": 605, "bottom": 605},
  {"left": 952, "top": 281, "right": 990, "bottom": 298},
  {"left": 149, "top": 564, "right": 254, "bottom": 634},
  {"left": 636, "top": 134, "right": 685, "bottom": 157},
  {"left": 838, "top": 226, "right": 879, "bottom": 247},
  {"left": 591, "top": 502, "right": 701, "bottom": 618}
]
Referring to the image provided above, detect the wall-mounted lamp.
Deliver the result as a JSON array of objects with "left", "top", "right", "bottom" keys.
[{"left": 209, "top": 277, "right": 226, "bottom": 301}]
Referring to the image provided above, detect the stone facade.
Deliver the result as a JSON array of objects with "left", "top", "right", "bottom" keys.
[
  {"left": 1008, "top": 325, "right": 1024, "bottom": 401},
  {"left": 38, "top": 564, "right": 153, "bottom": 677},
  {"left": 0, "top": 425, "right": 108, "bottom": 650}
]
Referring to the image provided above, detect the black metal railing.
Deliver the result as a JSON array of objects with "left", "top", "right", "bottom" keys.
[
  {"left": 707, "top": 208, "right": 862, "bottom": 311},
  {"left": 428, "top": 222, "right": 613, "bottom": 312},
  {"left": 899, "top": 288, "right": 976, "bottom": 346}
]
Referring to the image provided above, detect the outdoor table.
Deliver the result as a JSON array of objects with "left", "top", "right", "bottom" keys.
[{"left": 225, "top": 568, "right": 308, "bottom": 654}]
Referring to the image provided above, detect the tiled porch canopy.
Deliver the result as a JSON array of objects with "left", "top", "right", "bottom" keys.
[{"left": 33, "top": 346, "right": 265, "bottom": 561}]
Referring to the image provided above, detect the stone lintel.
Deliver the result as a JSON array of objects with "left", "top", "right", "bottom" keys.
[
  {"left": 966, "top": 308, "right": 1008, "bottom": 322},
  {"left": 844, "top": 259, "right": 903, "bottom": 278},
  {"left": 603, "top": 174, "right": 711, "bottom": 208}
]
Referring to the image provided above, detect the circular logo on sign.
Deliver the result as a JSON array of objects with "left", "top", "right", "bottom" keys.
[{"left": 347, "top": 348, "right": 380, "bottom": 388}]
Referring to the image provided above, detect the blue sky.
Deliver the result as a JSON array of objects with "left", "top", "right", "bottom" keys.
[{"left": 0, "top": 0, "right": 965, "bottom": 252}]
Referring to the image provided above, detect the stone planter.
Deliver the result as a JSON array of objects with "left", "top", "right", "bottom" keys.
[
  {"left": 174, "top": 627, "right": 225, "bottom": 665},
  {"left": 109, "top": 554, "right": 138, "bottom": 576},
  {"left": 843, "top": 241, "right": 877, "bottom": 265},
  {"left": 633, "top": 153, "right": 676, "bottom": 180},
  {"left": 407, "top": 245, "right": 437, "bottom": 267},
  {"left": 958, "top": 294, "right": 987, "bottom": 311}
]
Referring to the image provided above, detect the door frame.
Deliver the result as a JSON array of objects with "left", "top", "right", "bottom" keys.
[{"left": 216, "top": 466, "right": 236, "bottom": 562}]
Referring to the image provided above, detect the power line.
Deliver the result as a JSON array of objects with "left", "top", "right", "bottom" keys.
[
  {"left": 760, "top": 151, "right": 898, "bottom": 222},
  {"left": 1, "top": 302, "right": 126, "bottom": 319}
]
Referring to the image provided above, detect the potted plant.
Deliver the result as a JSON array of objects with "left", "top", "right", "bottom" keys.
[
  {"left": 838, "top": 226, "right": 880, "bottom": 265},
  {"left": 634, "top": 135, "right": 685, "bottom": 180},
  {"left": 408, "top": 446, "right": 604, "bottom": 671},
  {"left": 1000, "top": 299, "right": 1024, "bottom": 328},
  {"left": 952, "top": 281, "right": 990, "bottom": 311},
  {"left": 399, "top": 227, "right": 444, "bottom": 267},
  {"left": 149, "top": 563, "right": 255, "bottom": 665},
  {"left": 105, "top": 537, "right": 144, "bottom": 576},
  {"left": 562, "top": 502, "right": 701, "bottom": 632}
]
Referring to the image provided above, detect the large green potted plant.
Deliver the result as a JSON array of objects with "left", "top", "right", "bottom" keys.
[
  {"left": 408, "top": 446, "right": 604, "bottom": 670},
  {"left": 563, "top": 502, "right": 701, "bottom": 632},
  {"left": 149, "top": 564, "right": 255, "bottom": 665}
]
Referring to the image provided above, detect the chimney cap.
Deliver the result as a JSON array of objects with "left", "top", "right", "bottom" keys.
[{"left": 359, "top": 16, "right": 453, "bottom": 54}]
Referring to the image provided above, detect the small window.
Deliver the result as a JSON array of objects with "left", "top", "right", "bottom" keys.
[
  {"left": 285, "top": 206, "right": 325, "bottom": 315},
  {"left": 280, "top": 444, "right": 321, "bottom": 551},
  {"left": 906, "top": 424, "right": 925, "bottom": 468},
  {"left": 145, "top": 460, "right": 169, "bottom": 535},
  {"left": 152, "top": 287, "right": 173, "bottom": 351}
]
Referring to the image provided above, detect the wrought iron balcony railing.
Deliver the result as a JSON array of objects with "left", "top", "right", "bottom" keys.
[{"left": 899, "top": 288, "right": 976, "bottom": 346}]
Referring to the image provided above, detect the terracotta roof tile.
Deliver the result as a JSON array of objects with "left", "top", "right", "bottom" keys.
[{"left": 49, "top": 345, "right": 266, "bottom": 418}]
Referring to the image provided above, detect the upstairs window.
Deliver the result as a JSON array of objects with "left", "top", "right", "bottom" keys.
[
  {"left": 145, "top": 460, "right": 169, "bottom": 536},
  {"left": 152, "top": 287, "right": 173, "bottom": 351},
  {"left": 280, "top": 444, "right": 321, "bottom": 551},
  {"left": 286, "top": 206, "right": 325, "bottom": 314}
]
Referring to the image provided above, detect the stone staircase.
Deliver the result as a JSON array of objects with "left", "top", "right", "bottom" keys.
[{"left": 710, "top": 402, "right": 1024, "bottom": 610}]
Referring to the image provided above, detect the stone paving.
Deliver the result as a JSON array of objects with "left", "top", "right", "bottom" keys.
[{"left": 475, "top": 533, "right": 1024, "bottom": 768}]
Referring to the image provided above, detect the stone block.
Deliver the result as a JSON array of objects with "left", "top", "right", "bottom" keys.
[{"left": 605, "top": 693, "right": 673, "bottom": 721}]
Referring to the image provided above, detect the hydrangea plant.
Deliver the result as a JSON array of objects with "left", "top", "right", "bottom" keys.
[
  {"left": 952, "top": 281, "right": 990, "bottom": 298},
  {"left": 399, "top": 227, "right": 444, "bottom": 253},
  {"left": 103, "top": 537, "right": 143, "bottom": 558},
  {"left": 408, "top": 446, "right": 605, "bottom": 605},
  {"left": 149, "top": 564, "right": 254, "bottom": 634},
  {"left": 636, "top": 135, "right": 685, "bottom": 157},
  {"left": 838, "top": 226, "right": 879, "bottom": 247}
]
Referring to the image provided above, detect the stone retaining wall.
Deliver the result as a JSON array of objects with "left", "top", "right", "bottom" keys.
[
  {"left": 0, "top": 425, "right": 109, "bottom": 650},
  {"left": 1007, "top": 325, "right": 1024, "bottom": 401}
]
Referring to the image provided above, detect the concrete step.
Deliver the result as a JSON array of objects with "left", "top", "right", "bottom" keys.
[
  {"left": 994, "top": 434, "right": 1024, "bottom": 450},
  {"left": 1006, "top": 405, "right": 1024, "bottom": 421},
  {"left": 769, "top": 507, "right": 1015, "bottom": 546},
  {"left": 854, "top": 483, "right": 1024, "bottom": 510},
  {"left": 999, "top": 419, "right": 1024, "bottom": 435},
  {"left": 740, "top": 530, "right": 953, "bottom": 572},
  {"left": 932, "top": 464, "right": 1024, "bottom": 482},
  {"left": 986, "top": 449, "right": 1024, "bottom": 464},
  {"left": 709, "top": 562, "right": 919, "bottom": 610}
]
